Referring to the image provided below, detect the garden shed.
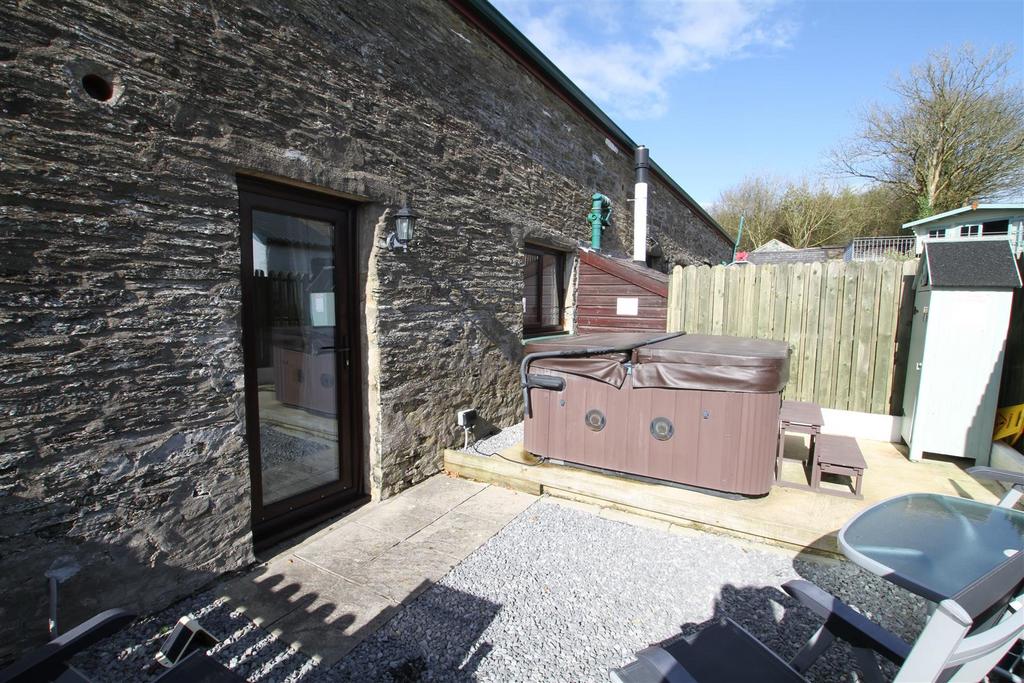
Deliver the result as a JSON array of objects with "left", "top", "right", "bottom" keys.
[{"left": 901, "top": 240, "right": 1022, "bottom": 463}]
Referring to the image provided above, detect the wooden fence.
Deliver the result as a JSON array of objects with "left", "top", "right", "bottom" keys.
[{"left": 667, "top": 259, "right": 918, "bottom": 415}]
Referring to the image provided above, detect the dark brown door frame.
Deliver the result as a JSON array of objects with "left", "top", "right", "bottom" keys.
[
  {"left": 236, "top": 176, "right": 366, "bottom": 548},
  {"left": 524, "top": 243, "right": 567, "bottom": 337}
]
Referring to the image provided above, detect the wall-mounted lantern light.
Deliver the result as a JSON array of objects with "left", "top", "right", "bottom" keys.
[{"left": 386, "top": 204, "right": 418, "bottom": 251}]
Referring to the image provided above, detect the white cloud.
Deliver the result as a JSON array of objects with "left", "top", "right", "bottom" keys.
[{"left": 493, "top": 0, "right": 797, "bottom": 119}]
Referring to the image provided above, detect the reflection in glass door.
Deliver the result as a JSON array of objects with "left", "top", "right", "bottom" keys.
[{"left": 238, "top": 181, "right": 361, "bottom": 545}]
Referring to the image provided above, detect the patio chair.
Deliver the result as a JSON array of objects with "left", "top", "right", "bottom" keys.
[
  {"left": 0, "top": 609, "right": 135, "bottom": 683},
  {"left": 968, "top": 466, "right": 1024, "bottom": 509},
  {"left": 0, "top": 609, "right": 244, "bottom": 683},
  {"left": 610, "top": 552, "right": 1024, "bottom": 683}
]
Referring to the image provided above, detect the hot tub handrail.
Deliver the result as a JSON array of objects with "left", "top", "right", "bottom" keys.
[{"left": 520, "top": 332, "right": 685, "bottom": 418}]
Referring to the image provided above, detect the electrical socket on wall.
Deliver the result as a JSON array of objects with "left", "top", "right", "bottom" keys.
[{"left": 457, "top": 408, "right": 477, "bottom": 427}]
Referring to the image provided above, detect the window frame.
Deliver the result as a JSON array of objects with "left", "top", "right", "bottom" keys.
[
  {"left": 523, "top": 243, "right": 568, "bottom": 337},
  {"left": 959, "top": 224, "right": 980, "bottom": 237},
  {"left": 982, "top": 219, "right": 1010, "bottom": 236},
  {"left": 927, "top": 229, "right": 946, "bottom": 239}
]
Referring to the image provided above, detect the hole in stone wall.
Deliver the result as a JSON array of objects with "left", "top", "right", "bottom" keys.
[{"left": 81, "top": 73, "right": 114, "bottom": 101}]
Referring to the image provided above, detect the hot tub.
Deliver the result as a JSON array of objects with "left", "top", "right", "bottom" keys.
[{"left": 522, "top": 333, "right": 790, "bottom": 496}]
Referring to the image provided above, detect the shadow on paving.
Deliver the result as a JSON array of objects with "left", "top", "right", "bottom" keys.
[{"left": 57, "top": 576, "right": 502, "bottom": 683}]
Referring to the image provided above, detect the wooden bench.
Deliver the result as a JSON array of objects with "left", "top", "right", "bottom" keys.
[{"left": 811, "top": 434, "right": 867, "bottom": 499}]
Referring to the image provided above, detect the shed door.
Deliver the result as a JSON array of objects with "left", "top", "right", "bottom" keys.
[{"left": 901, "top": 288, "right": 930, "bottom": 446}]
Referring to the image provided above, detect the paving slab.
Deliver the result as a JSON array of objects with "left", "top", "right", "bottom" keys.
[
  {"left": 390, "top": 473, "right": 486, "bottom": 511},
  {"left": 351, "top": 494, "right": 459, "bottom": 541},
  {"left": 337, "top": 541, "right": 461, "bottom": 604},
  {"left": 216, "top": 476, "right": 538, "bottom": 666},
  {"left": 266, "top": 567, "right": 400, "bottom": 665},
  {"left": 404, "top": 510, "right": 506, "bottom": 559},
  {"left": 294, "top": 518, "right": 404, "bottom": 577},
  {"left": 448, "top": 482, "right": 536, "bottom": 522}
]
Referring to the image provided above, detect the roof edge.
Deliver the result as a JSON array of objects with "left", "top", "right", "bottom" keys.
[
  {"left": 446, "top": 0, "right": 733, "bottom": 246},
  {"left": 902, "top": 204, "right": 1024, "bottom": 229},
  {"left": 579, "top": 248, "right": 669, "bottom": 298}
]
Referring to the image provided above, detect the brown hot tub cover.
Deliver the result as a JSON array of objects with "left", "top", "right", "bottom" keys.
[
  {"left": 632, "top": 335, "right": 790, "bottom": 392},
  {"left": 524, "top": 333, "right": 672, "bottom": 388}
]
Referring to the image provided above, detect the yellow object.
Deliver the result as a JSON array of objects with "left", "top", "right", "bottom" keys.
[{"left": 993, "top": 404, "right": 1024, "bottom": 446}]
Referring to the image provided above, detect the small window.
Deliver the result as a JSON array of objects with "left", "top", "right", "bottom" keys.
[
  {"left": 959, "top": 225, "right": 979, "bottom": 237},
  {"left": 927, "top": 229, "right": 945, "bottom": 239},
  {"left": 524, "top": 244, "right": 568, "bottom": 337},
  {"left": 982, "top": 219, "right": 1009, "bottom": 236}
]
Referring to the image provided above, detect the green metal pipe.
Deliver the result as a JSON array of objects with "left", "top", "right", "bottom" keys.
[
  {"left": 732, "top": 215, "right": 745, "bottom": 262},
  {"left": 588, "top": 193, "right": 612, "bottom": 250}
]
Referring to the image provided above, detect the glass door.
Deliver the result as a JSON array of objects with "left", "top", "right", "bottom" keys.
[{"left": 238, "top": 180, "right": 362, "bottom": 545}]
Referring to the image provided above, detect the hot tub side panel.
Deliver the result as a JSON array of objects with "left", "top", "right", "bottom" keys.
[
  {"left": 696, "top": 390, "right": 780, "bottom": 495},
  {"left": 525, "top": 373, "right": 781, "bottom": 495},
  {"left": 524, "top": 368, "right": 627, "bottom": 468}
]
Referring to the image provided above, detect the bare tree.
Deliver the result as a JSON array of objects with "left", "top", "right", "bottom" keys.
[
  {"left": 833, "top": 44, "right": 1024, "bottom": 216},
  {"left": 838, "top": 185, "right": 919, "bottom": 237},
  {"left": 710, "top": 175, "right": 785, "bottom": 249},
  {"left": 779, "top": 181, "right": 848, "bottom": 248}
]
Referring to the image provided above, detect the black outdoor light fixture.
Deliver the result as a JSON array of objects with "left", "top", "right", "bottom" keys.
[{"left": 386, "top": 203, "right": 418, "bottom": 251}]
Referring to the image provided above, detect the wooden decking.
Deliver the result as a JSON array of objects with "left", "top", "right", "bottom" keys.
[{"left": 444, "top": 435, "right": 1002, "bottom": 557}]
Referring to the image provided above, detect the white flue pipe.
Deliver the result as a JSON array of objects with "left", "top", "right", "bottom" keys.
[{"left": 633, "top": 145, "right": 650, "bottom": 262}]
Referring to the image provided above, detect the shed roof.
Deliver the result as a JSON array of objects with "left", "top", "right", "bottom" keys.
[
  {"left": 578, "top": 248, "right": 668, "bottom": 297},
  {"left": 924, "top": 240, "right": 1022, "bottom": 289},
  {"left": 902, "top": 204, "right": 1024, "bottom": 230}
]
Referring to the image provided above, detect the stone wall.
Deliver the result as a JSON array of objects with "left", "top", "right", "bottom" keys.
[{"left": 0, "top": 0, "right": 731, "bottom": 660}]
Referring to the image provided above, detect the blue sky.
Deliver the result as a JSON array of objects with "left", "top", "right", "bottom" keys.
[{"left": 490, "top": 0, "right": 1024, "bottom": 207}]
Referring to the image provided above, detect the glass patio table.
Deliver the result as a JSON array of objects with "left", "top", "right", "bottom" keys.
[{"left": 838, "top": 493, "right": 1024, "bottom": 603}]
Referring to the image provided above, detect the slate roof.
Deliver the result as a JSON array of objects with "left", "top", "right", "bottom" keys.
[
  {"left": 924, "top": 240, "right": 1022, "bottom": 289},
  {"left": 746, "top": 245, "right": 845, "bottom": 264}
]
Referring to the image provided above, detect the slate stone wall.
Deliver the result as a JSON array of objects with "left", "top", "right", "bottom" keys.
[{"left": 0, "top": 0, "right": 731, "bottom": 659}]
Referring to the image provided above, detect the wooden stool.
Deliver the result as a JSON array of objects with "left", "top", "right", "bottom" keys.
[
  {"left": 777, "top": 400, "right": 824, "bottom": 480},
  {"left": 811, "top": 434, "right": 867, "bottom": 499}
]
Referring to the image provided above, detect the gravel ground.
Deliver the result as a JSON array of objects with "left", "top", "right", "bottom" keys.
[
  {"left": 75, "top": 497, "right": 928, "bottom": 682},
  {"left": 461, "top": 422, "right": 524, "bottom": 457},
  {"left": 323, "top": 500, "right": 927, "bottom": 683}
]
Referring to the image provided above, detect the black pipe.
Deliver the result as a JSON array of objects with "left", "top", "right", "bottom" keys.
[
  {"left": 635, "top": 145, "right": 650, "bottom": 184},
  {"left": 520, "top": 331, "right": 684, "bottom": 418}
]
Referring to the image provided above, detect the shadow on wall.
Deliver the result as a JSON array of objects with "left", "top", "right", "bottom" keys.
[
  {"left": 964, "top": 344, "right": 1006, "bottom": 463},
  {"left": 998, "top": 268, "right": 1024, "bottom": 407},
  {"left": 435, "top": 274, "right": 522, "bottom": 365},
  {"left": 0, "top": 496, "right": 219, "bottom": 666},
  {"left": 0, "top": 493, "right": 248, "bottom": 667}
]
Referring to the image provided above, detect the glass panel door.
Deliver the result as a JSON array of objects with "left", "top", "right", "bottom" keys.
[
  {"left": 251, "top": 210, "right": 346, "bottom": 503},
  {"left": 238, "top": 181, "right": 361, "bottom": 544}
]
